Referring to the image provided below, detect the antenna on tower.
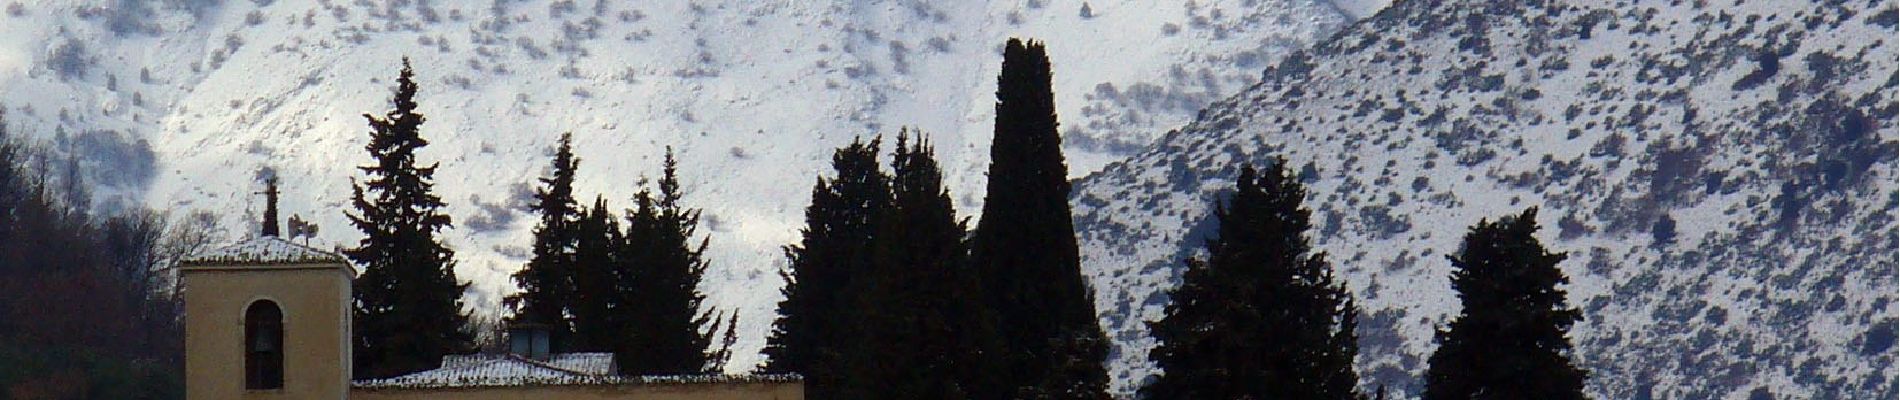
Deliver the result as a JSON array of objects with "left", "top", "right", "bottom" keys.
[{"left": 287, "top": 214, "right": 319, "bottom": 245}]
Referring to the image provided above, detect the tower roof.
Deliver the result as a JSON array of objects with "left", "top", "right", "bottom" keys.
[{"left": 181, "top": 236, "right": 346, "bottom": 266}]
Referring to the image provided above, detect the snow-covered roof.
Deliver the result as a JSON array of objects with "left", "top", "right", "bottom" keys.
[
  {"left": 450, "top": 352, "right": 614, "bottom": 375},
  {"left": 350, "top": 353, "right": 801, "bottom": 390},
  {"left": 181, "top": 236, "right": 346, "bottom": 266}
]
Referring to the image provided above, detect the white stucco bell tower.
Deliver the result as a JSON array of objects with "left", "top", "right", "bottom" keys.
[{"left": 181, "top": 236, "right": 352, "bottom": 400}]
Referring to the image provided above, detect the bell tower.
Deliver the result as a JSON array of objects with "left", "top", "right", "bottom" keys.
[{"left": 181, "top": 236, "right": 352, "bottom": 400}]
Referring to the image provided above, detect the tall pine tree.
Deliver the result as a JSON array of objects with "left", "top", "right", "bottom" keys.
[
  {"left": 705, "top": 311, "right": 740, "bottom": 373},
  {"left": 1143, "top": 161, "right": 1363, "bottom": 400},
  {"left": 569, "top": 196, "right": 623, "bottom": 352},
  {"left": 762, "top": 137, "right": 890, "bottom": 398},
  {"left": 850, "top": 132, "right": 1006, "bottom": 399},
  {"left": 506, "top": 132, "right": 582, "bottom": 351},
  {"left": 969, "top": 38, "right": 1110, "bottom": 399},
  {"left": 346, "top": 58, "right": 473, "bottom": 379},
  {"left": 1423, "top": 208, "right": 1587, "bottom": 400},
  {"left": 616, "top": 148, "right": 723, "bottom": 375}
]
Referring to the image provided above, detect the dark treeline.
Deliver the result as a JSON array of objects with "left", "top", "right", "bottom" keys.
[
  {"left": 761, "top": 39, "right": 1115, "bottom": 399},
  {"left": 1140, "top": 160, "right": 1588, "bottom": 400},
  {"left": 500, "top": 134, "right": 733, "bottom": 375},
  {"left": 751, "top": 37, "right": 1593, "bottom": 400},
  {"left": 350, "top": 60, "right": 732, "bottom": 378},
  {"left": 0, "top": 39, "right": 1596, "bottom": 399},
  {"left": 763, "top": 133, "right": 1011, "bottom": 399},
  {"left": 312, "top": 47, "right": 1596, "bottom": 399},
  {"left": 0, "top": 111, "right": 221, "bottom": 398}
]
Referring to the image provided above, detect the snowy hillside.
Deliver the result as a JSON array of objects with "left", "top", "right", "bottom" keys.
[
  {"left": 0, "top": 0, "right": 1363, "bottom": 372},
  {"left": 1074, "top": 0, "right": 1897, "bottom": 397}
]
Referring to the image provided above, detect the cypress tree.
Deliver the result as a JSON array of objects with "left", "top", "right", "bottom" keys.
[
  {"left": 762, "top": 137, "right": 890, "bottom": 397},
  {"left": 1143, "top": 161, "right": 1363, "bottom": 400},
  {"left": 506, "top": 132, "right": 582, "bottom": 350},
  {"left": 346, "top": 58, "right": 473, "bottom": 379},
  {"left": 569, "top": 196, "right": 623, "bottom": 352},
  {"left": 1423, "top": 208, "right": 1587, "bottom": 400},
  {"left": 617, "top": 148, "right": 721, "bottom": 375},
  {"left": 970, "top": 38, "right": 1110, "bottom": 398}
]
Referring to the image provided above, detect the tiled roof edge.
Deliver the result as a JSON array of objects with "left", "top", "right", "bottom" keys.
[{"left": 349, "top": 373, "right": 805, "bottom": 390}]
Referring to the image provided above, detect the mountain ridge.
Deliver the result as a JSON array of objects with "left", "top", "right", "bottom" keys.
[
  {"left": 1073, "top": 0, "right": 1897, "bottom": 396},
  {"left": 0, "top": 0, "right": 1357, "bottom": 374}
]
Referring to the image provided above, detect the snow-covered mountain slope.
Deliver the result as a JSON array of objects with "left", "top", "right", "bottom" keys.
[
  {"left": 0, "top": 0, "right": 1363, "bottom": 372},
  {"left": 1074, "top": 0, "right": 1897, "bottom": 397}
]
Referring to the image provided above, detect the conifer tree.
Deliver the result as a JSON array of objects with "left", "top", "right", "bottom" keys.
[
  {"left": 762, "top": 137, "right": 890, "bottom": 397},
  {"left": 855, "top": 132, "right": 1005, "bottom": 399},
  {"left": 969, "top": 38, "right": 1110, "bottom": 398},
  {"left": 569, "top": 196, "right": 623, "bottom": 352},
  {"left": 1423, "top": 208, "right": 1587, "bottom": 400},
  {"left": 1143, "top": 161, "right": 1363, "bottom": 400},
  {"left": 346, "top": 58, "right": 473, "bottom": 379},
  {"left": 1029, "top": 329, "right": 1113, "bottom": 400},
  {"left": 616, "top": 148, "right": 722, "bottom": 375},
  {"left": 705, "top": 311, "right": 740, "bottom": 373},
  {"left": 506, "top": 132, "right": 582, "bottom": 350}
]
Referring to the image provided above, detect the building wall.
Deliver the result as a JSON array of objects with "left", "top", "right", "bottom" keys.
[
  {"left": 183, "top": 263, "right": 353, "bottom": 400},
  {"left": 350, "top": 381, "right": 804, "bottom": 400}
]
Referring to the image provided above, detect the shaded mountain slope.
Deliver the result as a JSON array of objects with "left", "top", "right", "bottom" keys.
[{"left": 1074, "top": 0, "right": 1898, "bottom": 397}]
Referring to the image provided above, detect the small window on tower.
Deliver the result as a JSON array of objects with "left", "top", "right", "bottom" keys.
[{"left": 245, "top": 300, "right": 284, "bottom": 390}]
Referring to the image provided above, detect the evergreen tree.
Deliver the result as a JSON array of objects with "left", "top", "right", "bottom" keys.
[
  {"left": 345, "top": 58, "right": 473, "bottom": 379},
  {"left": 761, "top": 137, "right": 890, "bottom": 398},
  {"left": 569, "top": 196, "right": 623, "bottom": 352},
  {"left": 616, "top": 148, "right": 722, "bottom": 375},
  {"left": 854, "top": 132, "right": 1005, "bottom": 399},
  {"left": 506, "top": 132, "right": 582, "bottom": 350},
  {"left": 1027, "top": 329, "right": 1112, "bottom": 400},
  {"left": 705, "top": 311, "right": 740, "bottom": 373},
  {"left": 1143, "top": 161, "right": 1363, "bottom": 400},
  {"left": 260, "top": 175, "right": 280, "bottom": 237},
  {"left": 1423, "top": 208, "right": 1587, "bottom": 400},
  {"left": 969, "top": 38, "right": 1110, "bottom": 398}
]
